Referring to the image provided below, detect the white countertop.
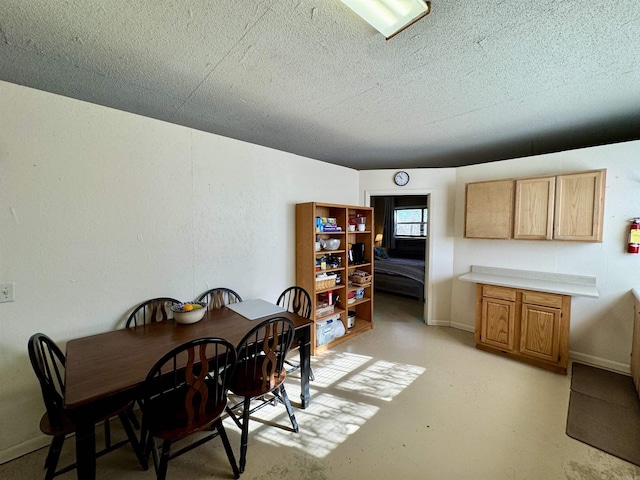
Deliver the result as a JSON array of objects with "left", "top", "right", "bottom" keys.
[{"left": 458, "top": 265, "right": 599, "bottom": 298}]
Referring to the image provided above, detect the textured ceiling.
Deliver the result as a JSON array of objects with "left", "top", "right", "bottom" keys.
[{"left": 1, "top": 1, "right": 639, "bottom": 170}]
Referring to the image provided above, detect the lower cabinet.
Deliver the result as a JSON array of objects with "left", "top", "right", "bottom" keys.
[
  {"left": 631, "top": 296, "right": 640, "bottom": 397},
  {"left": 480, "top": 286, "right": 516, "bottom": 351},
  {"left": 475, "top": 284, "right": 571, "bottom": 374}
]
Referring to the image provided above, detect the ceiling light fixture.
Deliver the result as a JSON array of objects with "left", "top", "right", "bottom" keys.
[{"left": 341, "top": 0, "right": 431, "bottom": 40}]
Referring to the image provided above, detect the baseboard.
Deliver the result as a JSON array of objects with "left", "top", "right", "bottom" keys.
[
  {"left": 448, "top": 321, "right": 475, "bottom": 333},
  {"left": 427, "top": 319, "right": 450, "bottom": 327},
  {"left": 569, "top": 351, "right": 631, "bottom": 375},
  {"left": 0, "top": 434, "right": 50, "bottom": 465}
]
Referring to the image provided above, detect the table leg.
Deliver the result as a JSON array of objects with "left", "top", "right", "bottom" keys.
[
  {"left": 74, "top": 418, "right": 96, "bottom": 479},
  {"left": 298, "top": 324, "right": 311, "bottom": 408}
]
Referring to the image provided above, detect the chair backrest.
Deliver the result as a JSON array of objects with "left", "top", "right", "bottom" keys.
[
  {"left": 196, "top": 288, "right": 242, "bottom": 310},
  {"left": 276, "top": 286, "right": 312, "bottom": 319},
  {"left": 28, "top": 333, "right": 66, "bottom": 429},
  {"left": 142, "top": 337, "right": 236, "bottom": 434},
  {"left": 232, "top": 317, "right": 294, "bottom": 397},
  {"left": 125, "top": 297, "right": 180, "bottom": 328}
]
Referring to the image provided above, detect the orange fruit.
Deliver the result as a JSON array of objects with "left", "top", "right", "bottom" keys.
[{"left": 182, "top": 303, "right": 194, "bottom": 311}]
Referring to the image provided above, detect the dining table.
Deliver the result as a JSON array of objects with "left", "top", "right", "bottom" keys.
[{"left": 63, "top": 304, "right": 313, "bottom": 480}]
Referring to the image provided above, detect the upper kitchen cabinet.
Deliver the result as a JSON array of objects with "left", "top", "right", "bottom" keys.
[
  {"left": 466, "top": 169, "right": 606, "bottom": 243},
  {"left": 464, "top": 179, "right": 514, "bottom": 239},
  {"left": 513, "top": 176, "right": 555, "bottom": 240},
  {"left": 553, "top": 169, "right": 606, "bottom": 242}
]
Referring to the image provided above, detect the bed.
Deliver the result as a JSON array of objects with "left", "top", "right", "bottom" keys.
[{"left": 373, "top": 251, "right": 425, "bottom": 302}]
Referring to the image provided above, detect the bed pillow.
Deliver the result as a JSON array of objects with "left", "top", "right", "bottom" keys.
[{"left": 374, "top": 247, "right": 389, "bottom": 259}]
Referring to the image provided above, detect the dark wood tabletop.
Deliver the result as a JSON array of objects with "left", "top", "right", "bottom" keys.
[{"left": 64, "top": 307, "right": 313, "bottom": 409}]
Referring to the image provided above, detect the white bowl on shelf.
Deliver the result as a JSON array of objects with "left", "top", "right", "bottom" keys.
[{"left": 323, "top": 238, "right": 341, "bottom": 250}]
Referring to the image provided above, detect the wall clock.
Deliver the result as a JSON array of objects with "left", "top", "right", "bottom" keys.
[{"left": 394, "top": 171, "right": 410, "bottom": 186}]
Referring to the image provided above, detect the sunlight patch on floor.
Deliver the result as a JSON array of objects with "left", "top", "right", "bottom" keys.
[
  {"left": 309, "top": 351, "right": 371, "bottom": 388},
  {"left": 252, "top": 393, "right": 379, "bottom": 458},
  {"left": 246, "top": 350, "right": 425, "bottom": 458},
  {"left": 336, "top": 360, "right": 425, "bottom": 401}
]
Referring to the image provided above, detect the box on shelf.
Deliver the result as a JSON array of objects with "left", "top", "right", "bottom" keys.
[
  {"left": 316, "top": 314, "right": 339, "bottom": 346},
  {"left": 316, "top": 216, "right": 341, "bottom": 233},
  {"left": 316, "top": 303, "right": 335, "bottom": 317}
]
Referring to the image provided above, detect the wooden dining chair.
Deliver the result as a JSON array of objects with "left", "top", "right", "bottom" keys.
[
  {"left": 140, "top": 337, "right": 239, "bottom": 480},
  {"left": 125, "top": 297, "right": 180, "bottom": 328},
  {"left": 28, "top": 333, "right": 146, "bottom": 480},
  {"left": 196, "top": 288, "right": 242, "bottom": 310},
  {"left": 123, "top": 297, "right": 181, "bottom": 429},
  {"left": 276, "top": 286, "right": 315, "bottom": 381},
  {"left": 225, "top": 316, "right": 298, "bottom": 473}
]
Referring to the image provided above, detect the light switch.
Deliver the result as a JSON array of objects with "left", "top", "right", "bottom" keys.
[{"left": 0, "top": 283, "right": 15, "bottom": 303}]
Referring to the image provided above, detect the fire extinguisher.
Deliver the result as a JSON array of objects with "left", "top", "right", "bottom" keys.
[{"left": 629, "top": 218, "right": 640, "bottom": 254}]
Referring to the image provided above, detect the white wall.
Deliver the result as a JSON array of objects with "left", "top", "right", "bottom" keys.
[
  {"left": 359, "top": 169, "right": 457, "bottom": 325},
  {"left": 451, "top": 147, "right": 640, "bottom": 372},
  {"left": 0, "top": 81, "right": 359, "bottom": 461}
]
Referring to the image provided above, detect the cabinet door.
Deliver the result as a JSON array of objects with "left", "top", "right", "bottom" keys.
[
  {"left": 513, "top": 176, "right": 555, "bottom": 240},
  {"left": 465, "top": 180, "right": 514, "bottom": 239},
  {"left": 480, "top": 297, "right": 515, "bottom": 351},
  {"left": 519, "top": 303, "right": 561, "bottom": 362},
  {"left": 631, "top": 299, "right": 640, "bottom": 396},
  {"left": 554, "top": 170, "right": 605, "bottom": 242}
]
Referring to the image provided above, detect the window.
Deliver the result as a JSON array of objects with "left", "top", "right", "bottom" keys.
[{"left": 394, "top": 207, "right": 427, "bottom": 238}]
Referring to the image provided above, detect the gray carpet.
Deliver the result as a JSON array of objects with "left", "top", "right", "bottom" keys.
[{"left": 566, "top": 362, "right": 640, "bottom": 466}]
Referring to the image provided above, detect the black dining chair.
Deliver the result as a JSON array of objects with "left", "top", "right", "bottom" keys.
[
  {"left": 225, "top": 316, "right": 298, "bottom": 473},
  {"left": 140, "top": 337, "right": 239, "bottom": 480},
  {"left": 125, "top": 297, "right": 181, "bottom": 328},
  {"left": 276, "top": 286, "right": 315, "bottom": 381},
  {"left": 124, "top": 297, "right": 182, "bottom": 427},
  {"left": 28, "top": 333, "right": 146, "bottom": 480},
  {"left": 196, "top": 288, "right": 242, "bottom": 310}
]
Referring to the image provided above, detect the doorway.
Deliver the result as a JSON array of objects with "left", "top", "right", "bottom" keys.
[{"left": 366, "top": 191, "right": 432, "bottom": 324}]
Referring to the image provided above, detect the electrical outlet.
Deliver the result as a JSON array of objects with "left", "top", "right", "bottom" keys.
[{"left": 0, "top": 283, "right": 15, "bottom": 303}]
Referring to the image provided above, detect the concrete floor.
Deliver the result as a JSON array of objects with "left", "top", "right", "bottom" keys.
[{"left": 3, "top": 292, "right": 639, "bottom": 480}]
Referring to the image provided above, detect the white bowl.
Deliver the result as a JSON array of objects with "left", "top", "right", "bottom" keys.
[
  {"left": 171, "top": 302, "right": 206, "bottom": 324},
  {"left": 324, "top": 238, "right": 341, "bottom": 250}
]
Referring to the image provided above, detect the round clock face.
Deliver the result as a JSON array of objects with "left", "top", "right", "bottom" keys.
[{"left": 394, "top": 171, "right": 409, "bottom": 186}]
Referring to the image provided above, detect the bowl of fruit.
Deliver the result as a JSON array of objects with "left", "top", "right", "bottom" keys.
[{"left": 171, "top": 302, "right": 206, "bottom": 324}]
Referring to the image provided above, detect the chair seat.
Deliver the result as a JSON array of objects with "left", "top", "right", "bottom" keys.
[
  {"left": 39, "top": 412, "right": 75, "bottom": 437},
  {"left": 39, "top": 397, "right": 134, "bottom": 437},
  {"left": 229, "top": 357, "right": 287, "bottom": 398},
  {"left": 145, "top": 386, "right": 226, "bottom": 441}
]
